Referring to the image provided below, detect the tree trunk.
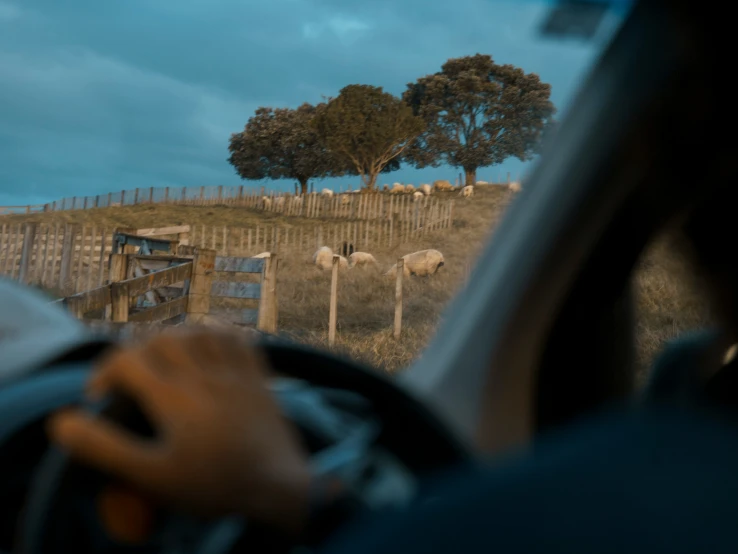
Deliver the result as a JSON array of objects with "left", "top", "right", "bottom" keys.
[
  {"left": 298, "top": 178, "right": 309, "bottom": 196},
  {"left": 464, "top": 168, "right": 477, "bottom": 187},
  {"left": 363, "top": 172, "right": 379, "bottom": 191}
]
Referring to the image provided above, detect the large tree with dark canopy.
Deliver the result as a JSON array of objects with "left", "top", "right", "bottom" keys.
[
  {"left": 313, "top": 85, "right": 425, "bottom": 190},
  {"left": 228, "top": 103, "right": 342, "bottom": 195},
  {"left": 402, "top": 54, "right": 557, "bottom": 186}
]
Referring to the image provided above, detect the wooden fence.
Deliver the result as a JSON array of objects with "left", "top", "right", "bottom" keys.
[
  {"left": 0, "top": 185, "right": 456, "bottom": 223},
  {"left": 51, "top": 246, "right": 278, "bottom": 333},
  {"left": 0, "top": 213, "right": 451, "bottom": 295}
]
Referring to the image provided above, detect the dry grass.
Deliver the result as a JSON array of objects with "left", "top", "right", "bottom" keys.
[{"left": 1, "top": 186, "right": 712, "bottom": 378}]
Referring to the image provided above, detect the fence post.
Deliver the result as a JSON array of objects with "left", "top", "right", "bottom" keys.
[
  {"left": 257, "top": 253, "right": 278, "bottom": 333},
  {"left": 328, "top": 255, "right": 339, "bottom": 346},
  {"left": 394, "top": 258, "right": 404, "bottom": 339},
  {"left": 104, "top": 253, "right": 128, "bottom": 320},
  {"left": 58, "top": 224, "right": 76, "bottom": 293},
  {"left": 185, "top": 248, "right": 216, "bottom": 324},
  {"left": 18, "top": 223, "right": 37, "bottom": 284},
  {"left": 149, "top": 187, "right": 154, "bottom": 203},
  {"left": 111, "top": 280, "right": 130, "bottom": 322}
]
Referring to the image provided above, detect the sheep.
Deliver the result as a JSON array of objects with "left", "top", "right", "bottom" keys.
[
  {"left": 292, "top": 195, "right": 303, "bottom": 205},
  {"left": 313, "top": 246, "right": 334, "bottom": 270},
  {"left": 275, "top": 196, "right": 285, "bottom": 209},
  {"left": 509, "top": 181, "right": 522, "bottom": 192},
  {"left": 433, "top": 180, "right": 454, "bottom": 192},
  {"left": 419, "top": 184, "right": 432, "bottom": 196},
  {"left": 405, "top": 184, "right": 416, "bottom": 193},
  {"left": 413, "top": 191, "right": 424, "bottom": 201},
  {"left": 261, "top": 196, "right": 272, "bottom": 209},
  {"left": 384, "top": 249, "right": 445, "bottom": 279},
  {"left": 348, "top": 252, "right": 378, "bottom": 268},
  {"left": 460, "top": 185, "right": 474, "bottom": 198},
  {"left": 313, "top": 246, "right": 349, "bottom": 270},
  {"left": 383, "top": 184, "right": 390, "bottom": 191},
  {"left": 390, "top": 183, "right": 405, "bottom": 194},
  {"left": 321, "top": 188, "right": 334, "bottom": 197},
  {"left": 476, "top": 180, "right": 488, "bottom": 185},
  {"left": 252, "top": 252, "right": 271, "bottom": 258},
  {"left": 340, "top": 195, "right": 351, "bottom": 206}
]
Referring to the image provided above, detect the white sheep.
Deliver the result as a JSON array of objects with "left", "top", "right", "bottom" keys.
[
  {"left": 262, "top": 196, "right": 272, "bottom": 209},
  {"left": 313, "top": 247, "right": 349, "bottom": 270},
  {"left": 433, "top": 180, "right": 454, "bottom": 192},
  {"left": 413, "top": 191, "right": 424, "bottom": 201},
  {"left": 312, "top": 246, "right": 334, "bottom": 271},
  {"left": 384, "top": 249, "right": 445, "bottom": 278},
  {"left": 460, "top": 185, "right": 474, "bottom": 198},
  {"left": 348, "top": 252, "right": 378, "bottom": 268},
  {"left": 419, "top": 184, "right": 432, "bottom": 196},
  {"left": 405, "top": 184, "right": 415, "bottom": 193},
  {"left": 476, "top": 180, "right": 488, "bottom": 185},
  {"left": 509, "top": 181, "right": 522, "bottom": 192},
  {"left": 275, "top": 196, "right": 285, "bottom": 208},
  {"left": 292, "top": 195, "right": 303, "bottom": 205},
  {"left": 390, "top": 183, "right": 405, "bottom": 194},
  {"left": 321, "top": 188, "right": 334, "bottom": 197}
]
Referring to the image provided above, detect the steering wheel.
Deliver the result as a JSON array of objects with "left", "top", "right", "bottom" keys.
[{"left": 11, "top": 339, "right": 470, "bottom": 554}]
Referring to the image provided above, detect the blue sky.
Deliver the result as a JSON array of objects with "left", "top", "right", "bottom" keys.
[{"left": 0, "top": 0, "right": 627, "bottom": 206}]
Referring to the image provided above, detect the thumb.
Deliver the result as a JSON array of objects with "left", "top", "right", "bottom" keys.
[{"left": 47, "top": 409, "right": 163, "bottom": 485}]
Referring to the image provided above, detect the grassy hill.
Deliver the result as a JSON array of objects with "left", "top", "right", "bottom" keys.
[{"left": 1, "top": 186, "right": 711, "bottom": 379}]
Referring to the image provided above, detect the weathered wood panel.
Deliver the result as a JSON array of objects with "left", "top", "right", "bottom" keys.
[
  {"left": 210, "top": 281, "right": 261, "bottom": 299},
  {"left": 125, "top": 263, "right": 192, "bottom": 298},
  {"left": 128, "top": 296, "right": 188, "bottom": 322},
  {"left": 214, "top": 256, "right": 265, "bottom": 273}
]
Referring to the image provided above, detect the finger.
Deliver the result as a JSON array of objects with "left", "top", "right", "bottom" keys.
[
  {"left": 87, "top": 348, "right": 171, "bottom": 414},
  {"left": 47, "top": 409, "right": 163, "bottom": 484}
]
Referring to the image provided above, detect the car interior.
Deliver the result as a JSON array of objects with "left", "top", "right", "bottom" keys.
[{"left": 1, "top": 0, "right": 737, "bottom": 552}]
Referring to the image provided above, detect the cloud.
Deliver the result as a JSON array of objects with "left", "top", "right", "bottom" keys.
[{"left": 0, "top": 0, "right": 625, "bottom": 204}]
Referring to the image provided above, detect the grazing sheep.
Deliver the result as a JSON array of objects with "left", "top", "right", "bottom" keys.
[
  {"left": 433, "top": 180, "right": 454, "bottom": 192},
  {"left": 392, "top": 182, "right": 402, "bottom": 187},
  {"left": 261, "top": 196, "right": 272, "bottom": 209},
  {"left": 252, "top": 252, "right": 271, "bottom": 258},
  {"left": 292, "top": 195, "right": 303, "bottom": 205},
  {"left": 419, "top": 184, "right": 432, "bottom": 196},
  {"left": 509, "top": 181, "right": 522, "bottom": 192},
  {"left": 460, "top": 185, "right": 474, "bottom": 198},
  {"left": 321, "top": 188, "right": 334, "bottom": 197},
  {"left": 340, "top": 242, "right": 354, "bottom": 257},
  {"left": 413, "top": 191, "right": 424, "bottom": 201},
  {"left": 390, "top": 183, "right": 405, "bottom": 194},
  {"left": 384, "top": 249, "right": 445, "bottom": 278},
  {"left": 383, "top": 184, "right": 390, "bottom": 191},
  {"left": 275, "top": 196, "right": 285, "bottom": 208},
  {"left": 313, "top": 246, "right": 334, "bottom": 270},
  {"left": 348, "top": 252, "right": 378, "bottom": 268},
  {"left": 405, "top": 184, "right": 416, "bottom": 193}
]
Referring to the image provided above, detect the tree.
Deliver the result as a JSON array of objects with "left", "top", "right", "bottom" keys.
[
  {"left": 402, "top": 54, "right": 557, "bottom": 187},
  {"left": 313, "top": 85, "right": 425, "bottom": 190},
  {"left": 227, "top": 103, "right": 342, "bottom": 195}
]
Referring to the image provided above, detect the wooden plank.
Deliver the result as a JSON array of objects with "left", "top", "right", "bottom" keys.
[
  {"left": 66, "top": 285, "right": 112, "bottom": 316},
  {"left": 134, "top": 225, "right": 191, "bottom": 237},
  {"left": 208, "top": 307, "right": 259, "bottom": 325},
  {"left": 128, "top": 296, "right": 188, "bottom": 322},
  {"left": 214, "top": 256, "right": 265, "bottom": 273},
  {"left": 124, "top": 263, "right": 193, "bottom": 298},
  {"left": 114, "top": 232, "right": 176, "bottom": 253},
  {"left": 210, "top": 281, "right": 261, "bottom": 299}
]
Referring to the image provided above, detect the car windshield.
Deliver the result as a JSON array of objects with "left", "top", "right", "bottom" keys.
[{"left": 2, "top": 0, "right": 697, "bottom": 382}]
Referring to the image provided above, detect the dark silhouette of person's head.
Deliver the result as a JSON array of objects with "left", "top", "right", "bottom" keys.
[{"left": 341, "top": 242, "right": 354, "bottom": 257}]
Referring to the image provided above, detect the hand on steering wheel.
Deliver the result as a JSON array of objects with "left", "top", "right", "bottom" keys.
[{"left": 46, "top": 329, "right": 313, "bottom": 535}]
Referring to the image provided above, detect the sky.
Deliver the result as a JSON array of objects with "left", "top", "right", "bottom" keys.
[{"left": 0, "top": 0, "right": 628, "bottom": 206}]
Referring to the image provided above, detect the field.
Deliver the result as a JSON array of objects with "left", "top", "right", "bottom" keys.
[{"left": 0, "top": 186, "right": 712, "bottom": 380}]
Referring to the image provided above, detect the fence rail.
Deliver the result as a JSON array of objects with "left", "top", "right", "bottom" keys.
[
  {"left": 1, "top": 213, "right": 451, "bottom": 295},
  {"left": 0, "top": 185, "right": 457, "bottom": 222}
]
